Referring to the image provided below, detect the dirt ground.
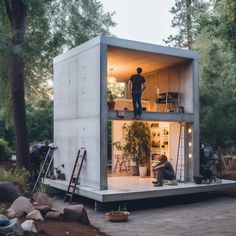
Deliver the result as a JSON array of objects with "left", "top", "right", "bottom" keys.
[
  {"left": 33, "top": 220, "right": 107, "bottom": 236},
  {"left": 19, "top": 217, "right": 108, "bottom": 236}
]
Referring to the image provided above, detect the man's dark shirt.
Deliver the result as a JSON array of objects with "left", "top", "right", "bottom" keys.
[
  {"left": 163, "top": 161, "right": 175, "bottom": 176},
  {"left": 130, "top": 74, "right": 145, "bottom": 91}
]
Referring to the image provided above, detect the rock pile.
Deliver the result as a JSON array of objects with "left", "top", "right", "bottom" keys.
[{"left": 0, "top": 192, "right": 90, "bottom": 235}]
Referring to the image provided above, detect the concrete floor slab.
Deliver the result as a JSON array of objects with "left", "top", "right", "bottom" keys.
[{"left": 45, "top": 176, "right": 236, "bottom": 203}]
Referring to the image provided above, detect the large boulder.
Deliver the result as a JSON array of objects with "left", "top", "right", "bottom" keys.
[
  {"left": 7, "top": 196, "right": 35, "bottom": 218},
  {"left": 21, "top": 220, "right": 37, "bottom": 233},
  {"left": 45, "top": 211, "right": 63, "bottom": 221},
  {"left": 26, "top": 210, "right": 44, "bottom": 221},
  {"left": 34, "top": 205, "right": 51, "bottom": 217},
  {"left": 0, "top": 181, "right": 23, "bottom": 203},
  {"left": 63, "top": 205, "right": 90, "bottom": 225},
  {"left": 32, "top": 192, "right": 53, "bottom": 207}
]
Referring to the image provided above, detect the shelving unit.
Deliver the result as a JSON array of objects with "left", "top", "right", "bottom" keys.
[{"left": 150, "top": 122, "right": 169, "bottom": 177}]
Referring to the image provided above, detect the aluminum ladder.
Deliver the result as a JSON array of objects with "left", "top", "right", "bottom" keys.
[
  {"left": 31, "top": 145, "right": 57, "bottom": 193},
  {"left": 175, "top": 123, "right": 185, "bottom": 182}
]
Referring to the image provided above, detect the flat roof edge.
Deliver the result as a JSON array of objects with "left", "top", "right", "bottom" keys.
[
  {"left": 100, "top": 36, "right": 198, "bottom": 59},
  {"left": 53, "top": 36, "right": 198, "bottom": 64},
  {"left": 53, "top": 36, "right": 102, "bottom": 64}
]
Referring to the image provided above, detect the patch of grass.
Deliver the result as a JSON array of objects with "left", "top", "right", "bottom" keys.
[
  {"left": 36, "top": 182, "right": 61, "bottom": 197},
  {"left": 5, "top": 232, "right": 22, "bottom": 236},
  {"left": 0, "top": 167, "right": 30, "bottom": 192}
]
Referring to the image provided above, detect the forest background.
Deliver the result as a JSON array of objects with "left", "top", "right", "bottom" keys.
[{"left": 0, "top": 0, "right": 235, "bottom": 171}]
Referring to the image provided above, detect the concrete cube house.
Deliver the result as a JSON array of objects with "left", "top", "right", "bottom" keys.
[{"left": 53, "top": 36, "right": 200, "bottom": 193}]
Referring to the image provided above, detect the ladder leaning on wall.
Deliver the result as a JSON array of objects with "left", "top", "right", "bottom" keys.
[
  {"left": 64, "top": 147, "right": 86, "bottom": 204},
  {"left": 175, "top": 123, "right": 185, "bottom": 182},
  {"left": 31, "top": 145, "right": 57, "bottom": 194}
]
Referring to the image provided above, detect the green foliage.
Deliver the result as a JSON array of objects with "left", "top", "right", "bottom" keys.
[
  {"left": 194, "top": 7, "right": 236, "bottom": 150},
  {"left": 107, "top": 83, "right": 125, "bottom": 102},
  {"left": 0, "top": 98, "right": 53, "bottom": 149},
  {"left": 49, "top": 0, "right": 116, "bottom": 48},
  {"left": 5, "top": 232, "right": 21, "bottom": 236},
  {"left": 164, "top": 0, "right": 208, "bottom": 49},
  {"left": 0, "top": 0, "right": 116, "bottom": 121},
  {"left": 0, "top": 138, "right": 11, "bottom": 161},
  {"left": 0, "top": 168, "right": 30, "bottom": 192},
  {"left": 36, "top": 183, "right": 58, "bottom": 197},
  {"left": 168, "top": 0, "right": 236, "bottom": 152},
  {"left": 0, "top": 204, "right": 7, "bottom": 215},
  {"left": 214, "top": 0, "right": 236, "bottom": 54},
  {"left": 0, "top": 121, "right": 14, "bottom": 149},
  {"left": 123, "top": 121, "right": 151, "bottom": 167},
  {"left": 107, "top": 90, "right": 115, "bottom": 102},
  {"left": 26, "top": 99, "right": 53, "bottom": 144}
]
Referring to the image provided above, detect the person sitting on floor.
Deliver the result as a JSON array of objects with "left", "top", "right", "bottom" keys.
[{"left": 152, "top": 154, "right": 175, "bottom": 187}]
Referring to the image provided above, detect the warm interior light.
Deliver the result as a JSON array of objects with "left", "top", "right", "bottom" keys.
[
  {"left": 107, "top": 76, "right": 116, "bottom": 84},
  {"left": 188, "top": 153, "right": 192, "bottom": 158},
  {"left": 107, "top": 68, "right": 116, "bottom": 84},
  {"left": 188, "top": 142, "right": 192, "bottom": 147},
  {"left": 188, "top": 128, "right": 192, "bottom": 134}
]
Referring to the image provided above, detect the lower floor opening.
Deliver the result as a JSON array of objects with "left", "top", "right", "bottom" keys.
[{"left": 107, "top": 120, "right": 194, "bottom": 183}]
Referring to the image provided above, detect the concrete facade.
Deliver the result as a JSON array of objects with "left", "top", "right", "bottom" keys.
[{"left": 53, "top": 36, "right": 200, "bottom": 192}]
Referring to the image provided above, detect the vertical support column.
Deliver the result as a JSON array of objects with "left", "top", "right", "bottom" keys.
[
  {"left": 100, "top": 43, "right": 108, "bottom": 190},
  {"left": 193, "top": 58, "right": 200, "bottom": 176}
]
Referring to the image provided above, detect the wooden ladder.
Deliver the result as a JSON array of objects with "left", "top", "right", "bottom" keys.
[{"left": 64, "top": 148, "right": 86, "bottom": 204}]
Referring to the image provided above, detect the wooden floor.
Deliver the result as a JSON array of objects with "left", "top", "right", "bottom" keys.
[{"left": 45, "top": 176, "right": 236, "bottom": 203}]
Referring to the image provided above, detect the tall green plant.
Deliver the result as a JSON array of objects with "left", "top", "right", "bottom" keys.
[
  {"left": 0, "top": 138, "right": 11, "bottom": 161},
  {"left": 123, "top": 121, "right": 151, "bottom": 167}
]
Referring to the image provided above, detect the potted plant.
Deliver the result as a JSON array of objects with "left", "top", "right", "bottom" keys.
[
  {"left": 106, "top": 205, "right": 130, "bottom": 222},
  {"left": 123, "top": 121, "right": 151, "bottom": 177},
  {"left": 107, "top": 90, "right": 116, "bottom": 110},
  {"left": 200, "top": 162, "right": 215, "bottom": 183}
]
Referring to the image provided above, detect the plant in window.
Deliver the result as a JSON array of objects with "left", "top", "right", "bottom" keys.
[{"left": 123, "top": 121, "right": 151, "bottom": 167}]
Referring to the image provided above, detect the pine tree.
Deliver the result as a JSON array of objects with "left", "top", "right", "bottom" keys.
[{"left": 164, "top": 0, "right": 208, "bottom": 49}]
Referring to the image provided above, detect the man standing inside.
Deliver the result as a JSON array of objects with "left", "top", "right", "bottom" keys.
[{"left": 128, "top": 67, "right": 146, "bottom": 119}]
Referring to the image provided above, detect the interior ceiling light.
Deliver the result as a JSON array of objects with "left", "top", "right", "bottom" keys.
[
  {"left": 107, "top": 76, "right": 116, "bottom": 84},
  {"left": 107, "top": 68, "right": 116, "bottom": 84}
]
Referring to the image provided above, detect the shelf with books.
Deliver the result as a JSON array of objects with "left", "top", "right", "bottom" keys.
[{"left": 150, "top": 122, "right": 169, "bottom": 177}]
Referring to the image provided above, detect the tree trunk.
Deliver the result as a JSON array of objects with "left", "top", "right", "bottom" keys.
[
  {"left": 186, "top": 0, "right": 193, "bottom": 50},
  {"left": 4, "top": 0, "right": 32, "bottom": 172}
]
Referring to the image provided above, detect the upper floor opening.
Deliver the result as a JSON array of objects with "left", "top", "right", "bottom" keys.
[{"left": 106, "top": 46, "right": 195, "bottom": 114}]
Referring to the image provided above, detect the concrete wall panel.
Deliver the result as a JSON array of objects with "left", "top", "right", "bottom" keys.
[
  {"left": 180, "top": 63, "right": 193, "bottom": 113},
  {"left": 54, "top": 45, "right": 101, "bottom": 190},
  {"left": 77, "top": 46, "right": 101, "bottom": 118},
  {"left": 54, "top": 58, "right": 78, "bottom": 120}
]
